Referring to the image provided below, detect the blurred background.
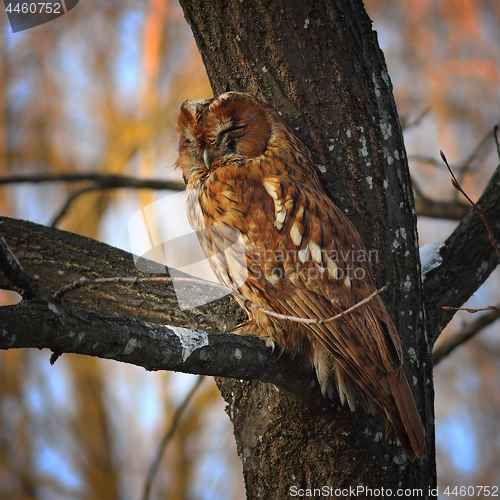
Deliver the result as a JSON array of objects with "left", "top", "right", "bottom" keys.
[{"left": 0, "top": 0, "right": 499, "bottom": 498}]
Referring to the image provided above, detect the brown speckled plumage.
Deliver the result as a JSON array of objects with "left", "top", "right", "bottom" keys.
[{"left": 176, "top": 92, "right": 427, "bottom": 461}]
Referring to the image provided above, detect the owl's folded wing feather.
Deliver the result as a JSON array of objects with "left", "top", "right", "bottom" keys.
[
  {"left": 257, "top": 177, "right": 403, "bottom": 372},
  {"left": 243, "top": 177, "right": 426, "bottom": 460}
]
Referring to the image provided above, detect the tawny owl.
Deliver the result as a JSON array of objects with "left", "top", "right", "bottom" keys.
[{"left": 176, "top": 91, "right": 427, "bottom": 461}]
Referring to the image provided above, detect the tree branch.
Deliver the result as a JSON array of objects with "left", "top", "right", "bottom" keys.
[
  {"left": 413, "top": 180, "right": 470, "bottom": 220},
  {"left": 0, "top": 216, "right": 246, "bottom": 332},
  {"left": 423, "top": 163, "right": 500, "bottom": 344},
  {"left": 409, "top": 127, "right": 496, "bottom": 173},
  {"left": 0, "top": 173, "right": 185, "bottom": 228},
  {"left": 0, "top": 173, "right": 184, "bottom": 191},
  {"left": 432, "top": 308, "right": 500, "bottom": 365},
  {"left": 142, "top": 375, "right": 205, "bottom": 500},
  {"left": 50, "top": 185, "right": 106, "bottom": 228},
  {"left": 0, "top": 300, "right": 314, "bottom": 395}
]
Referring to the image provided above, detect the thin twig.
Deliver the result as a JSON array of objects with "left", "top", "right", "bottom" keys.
[
  {"left": 440, "top": 150, "right": 500, "bottom": 258},
  {"left": 141, "top": 376, "right": 204, "bottom": 500},
  {"left": 401, "top": 108, "right": 429, "bottom": 131},
  {"left": 1, "top": 172, "right": 185, "bottom": 228},
  {"left": 0, "top": 172, "right": 184, "bottom": 191},
  {"left": 410, "top": 128, "right": 494, "bottom": 173},
  {"left": 442, "top": 305, "right": 500, "bottom": 313},
  {"left": 460, "top": 128, "right": 496, "bottom": 175},
  {"left": 53, "top": 275, "right": 387, "bottom": 327},
  {"left": 0, "top": 237, "right": 41, "bottom": 300},
  {"left": 48, "top": 177, "right": 185, "bottom": 227},
  {"left": 433, "top": 308, "right": 500, "bottom": 365},
  {"left": 50, "top": 185, "right": 102, "bottom": 227},
  {"left": 412, "top": 177, "right": 469, "bottom": 220},
  {"left": 494, "top": 125, "right": 500, "bottom": 162}
]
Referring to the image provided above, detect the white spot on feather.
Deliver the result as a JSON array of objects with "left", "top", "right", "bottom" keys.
[
  {"left": 298, "top": 246, "right": 309, "bottom": 263},
  {"left": 275, "top": 209, "right": 287, "bottom": 228},
  {"left": 327, "top": 259, "right": 340, "bottom": 279},
  {"left": 265, "top": 273, "right": 280, "bottom": 286},
  {"left": 309, "top": 240, "right": 322, "bottom": 264},
  {"left": 290, "top": 222, "right": 303, "bottom": 246},
  {"left": 263, "top": 181, "right": 278, "bottom": 199}
]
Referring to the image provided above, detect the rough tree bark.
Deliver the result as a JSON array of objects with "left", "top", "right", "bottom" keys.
[
  {"left": 178, "top": 0, "right": 435, "bottom": 495},
  {"left": 1, "top": 0, "right": 500, "bottom": 498}
]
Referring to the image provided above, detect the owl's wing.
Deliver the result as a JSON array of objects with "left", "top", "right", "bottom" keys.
[
  {"left": 253, "top": 176, "right": 403, "bottom": 374},
  {"left": 244, "top": 177, "right": 426, "bottom": 460}
]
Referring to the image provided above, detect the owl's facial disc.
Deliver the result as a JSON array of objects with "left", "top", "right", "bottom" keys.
[{"left": 176, "top": 93, "right": 273, "bottom": 186}]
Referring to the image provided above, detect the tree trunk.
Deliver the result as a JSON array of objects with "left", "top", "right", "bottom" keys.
[{"left": 178, "top": 0, "right": 437, "bottom": 496}]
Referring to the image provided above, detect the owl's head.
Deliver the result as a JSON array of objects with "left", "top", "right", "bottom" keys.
[{"left": 175, "top": 92, "right": 283, "bottom": 188}]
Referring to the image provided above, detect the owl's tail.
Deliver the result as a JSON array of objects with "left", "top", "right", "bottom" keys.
[{"left": 385, "top": 371, "right": 427, "bottom": 462}]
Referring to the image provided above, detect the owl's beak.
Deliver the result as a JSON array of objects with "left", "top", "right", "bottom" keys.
[{"left": 203, "top": 150, "right": 212, "bottom": 168}]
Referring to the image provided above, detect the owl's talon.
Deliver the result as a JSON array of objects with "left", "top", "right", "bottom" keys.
[{"left": 265, "top": 338, "right": 276, "bottom": 352}]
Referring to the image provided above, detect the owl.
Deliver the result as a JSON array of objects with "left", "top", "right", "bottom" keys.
[{"left": 176, "top": 91, "right": 427, "bottom": 461}]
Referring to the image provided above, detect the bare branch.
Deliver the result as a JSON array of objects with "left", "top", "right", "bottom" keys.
[
  {"left": 0, "top": 219, "right": 319, "bottom": 402},
  {"left": 433, "top": 308, "right": 500, "bottom": 365},
  {"left": 423, "top": 162, "right": 500, "bottom": 344},
  {"left": 410, "top": 127, "right": 495, "bottom": 174},
  {"left": 400, "top": 108, "right": 429, "bottom": 131},
  {"left": 50, "top": 185, "right": 103, "bottom": 227},
  {"left": 408, "top": 155, "right": 443, "bottom": 168},
  {"left": 441, "top": 150, "right": 500, "bottom": 258},
  {"left": 412, "top": 179, "right": 469, "bottom": 220},
  {"left": 495, "top": 125, "right": 500, "bottom": 162},
  {"left": 53, "top": 274, "right": 388, "bottom": 327},
  {"left": 142, "top": 376, "right": 205, "bottom": 500},
  {"left": 0, "top": 236, "right": 44, "bottom": 301},
  {"left": 0, "top": 172, "right": 184, "bottom": 191},
  {"left": 442, "top": 305, "right": 500, "bottom": 313},
  {"left": 0, "top": 216, "right": 245, "bottom": 332},
  {"left": 0, "top": 172, "right": 185, "bottom": 228},
  {"left": 0, "top": 300, "right": 314, "bottom": 397}
]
